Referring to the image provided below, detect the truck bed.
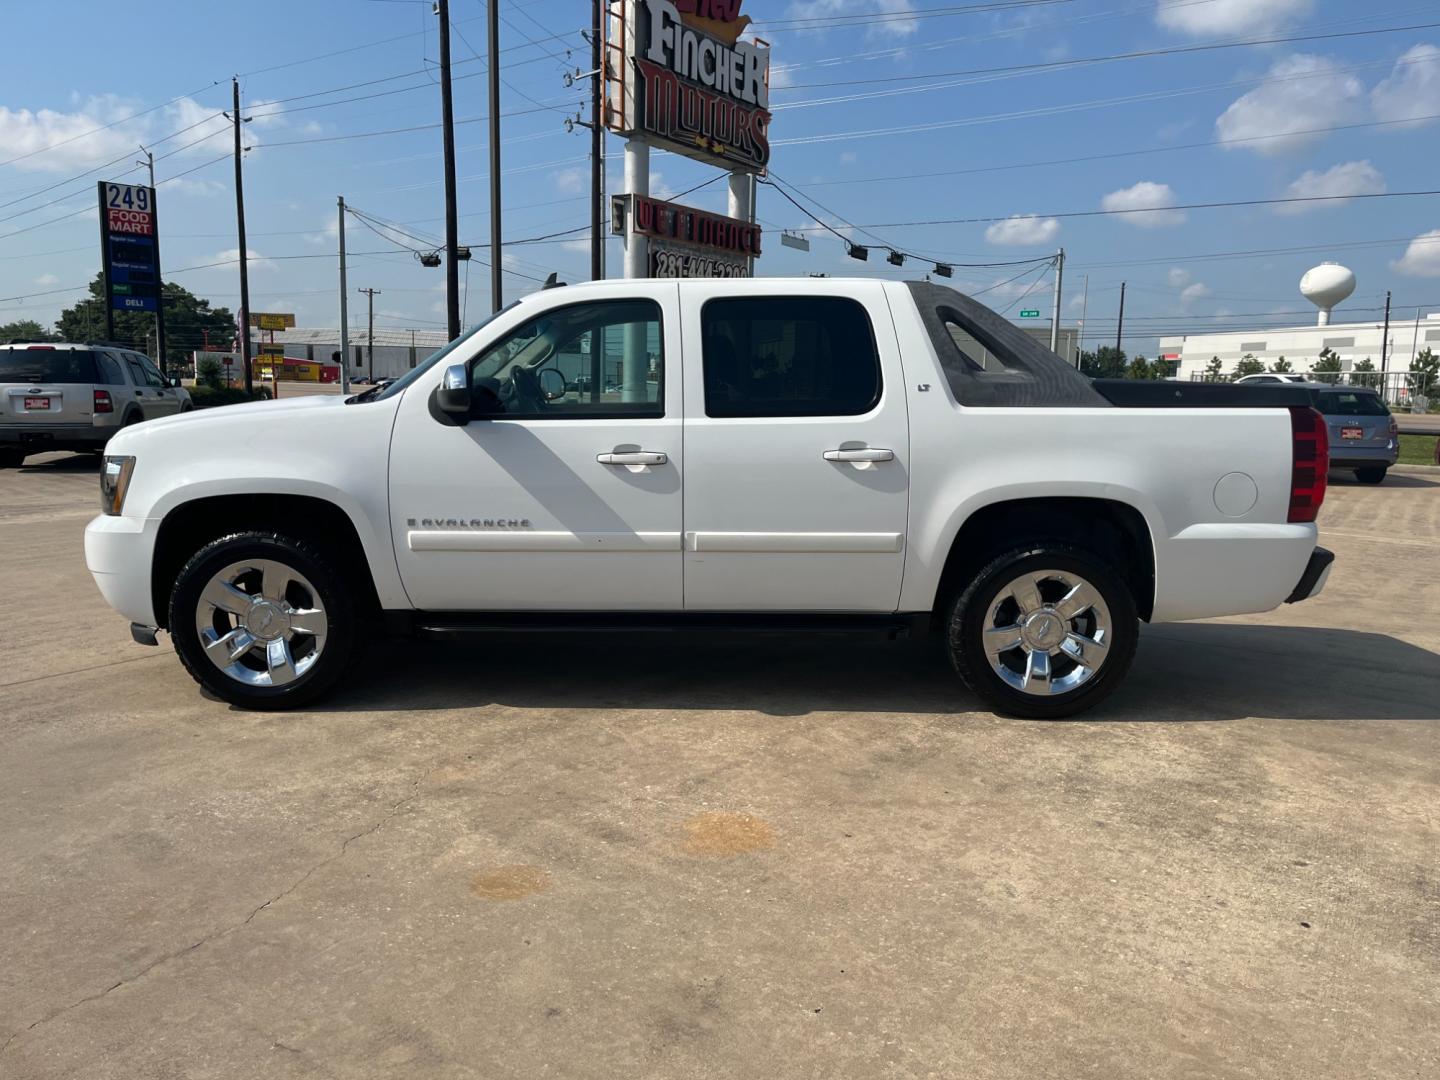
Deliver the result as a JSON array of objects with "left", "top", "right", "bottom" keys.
[{"left": 1093, "top": 380, "right": 1314, "bottom": 408}]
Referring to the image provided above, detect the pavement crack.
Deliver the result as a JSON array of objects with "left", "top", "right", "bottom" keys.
[{"left": 1, "top": 767, "right": 436, "bottom": 1057}]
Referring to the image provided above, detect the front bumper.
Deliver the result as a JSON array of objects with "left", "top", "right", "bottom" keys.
[
  {"left": 1284, "top": 546, "right": 1334, "bottom": 604},
  {"left": 84, "top": 513, "right": 159, "bottom": 627}
]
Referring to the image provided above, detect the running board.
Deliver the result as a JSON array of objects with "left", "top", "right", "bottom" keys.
[{"left": 389, "top": 610, "right": 928, "bottom": 640}]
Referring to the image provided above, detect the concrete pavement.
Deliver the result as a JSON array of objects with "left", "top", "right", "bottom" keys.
[{"left": 2, "top": 454, "right": 1437, "bottom": 1079}]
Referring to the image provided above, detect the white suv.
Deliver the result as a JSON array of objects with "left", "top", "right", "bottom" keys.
[{"left": 0, "top": 341, "right": 190, "bottom": 466}]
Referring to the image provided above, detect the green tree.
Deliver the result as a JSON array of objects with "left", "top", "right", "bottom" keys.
[
  {"left": 1352, "top": 356, "right": 1378, "bottom": 390},
  {"left": 1409, "top": 347, "right": 1439, "bottom": 400},
  {"left": 1079, "top": 346, "right": 1127, "bottom": 379},
  {"left": 1203, "top": 355, "right": 1223, "bottom": 381},
  {"left": 55, "top": 274, "right": 235, "bottom": 374},
  {"left": 1312, "top": 347, "right": 1342, "bottom": 384},
  {"left": 1125, "top": 356, "right": 1152, "bottom": 379},
  {"left": 1270, "top": 356, "right": 1291, "bottom": 373},
  {"left": 0, "top": 318, "right": 58, "bottom": 343},
  {"left": 1233, "top": 354, "right": 1265, "bottom": 379},
  {"left": 196, "top": 355, "right": 224, "bottom": 390}
]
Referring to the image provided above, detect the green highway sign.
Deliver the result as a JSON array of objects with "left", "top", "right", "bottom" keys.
[{"left": 1019, "top": 309, "right": 1041, "bottom": 318}]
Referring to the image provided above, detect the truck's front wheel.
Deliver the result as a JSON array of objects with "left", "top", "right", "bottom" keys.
[
  {"left": 169, "top": 532, "right": 358, "bottom": 710},
  {"left": 947, "top": 544, "right": 1138, "bottom": 720}
]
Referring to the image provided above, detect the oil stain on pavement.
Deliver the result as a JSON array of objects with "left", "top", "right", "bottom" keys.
[
  {"left": 471, "top": 864, "right": 552, "bottom": 901},
  {"left": 680, "top": 812, "right": 776, "bottom": 857}
]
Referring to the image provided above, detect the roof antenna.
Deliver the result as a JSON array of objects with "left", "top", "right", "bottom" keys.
[{"left": 542, "top": 272, "right": 565, "bottom": 289}]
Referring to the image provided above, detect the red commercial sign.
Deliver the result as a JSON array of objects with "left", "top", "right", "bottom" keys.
[
  {"left": 631, "top": 194, "right": 760, "bottom": 257},
  {"left": 106, "top": 208, "right": 154, "bottom": 236}
]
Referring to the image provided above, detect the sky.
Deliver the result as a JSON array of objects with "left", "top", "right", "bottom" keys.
[{"left": 1, "top": 0, "right": 1438, "bottom": 358}]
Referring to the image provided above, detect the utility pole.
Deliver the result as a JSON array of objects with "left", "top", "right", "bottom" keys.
[
  {"left": 1048, "top": 247, "right": 1064, "bottom": 355},
  {"left": 590, "top": 0, "right": 604, "bottom": 282},
  {"left": 230, "top": 78, "right": 253, "bottom": 395},
  {"left": 359, "top": 288, "right": 381, "bottom": 373},
  {"left": 436, "top": 0, "right": 462, "bottom": 340},
  {"left": 137, "top": 145, "right": 168, "bottom": 375},
  {"left": 1077, "top": 274, "right": 1089, "bottom": 368},
  {"left": 486, "top": 0, "right": 503, "bottom": 312},
  {"left": 337, "top": 196, "right": 350, "bottom": 395},
  {"left": 1380, "top": 289, "right": 1392, "bottom": 401},
  {"left": 1115, "top": 281, "right": 1126, "bottom": 358}
]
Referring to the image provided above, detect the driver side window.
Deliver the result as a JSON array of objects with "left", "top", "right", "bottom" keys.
[{"left": 466, "top": 299, "right": 664, "bottom": 419}]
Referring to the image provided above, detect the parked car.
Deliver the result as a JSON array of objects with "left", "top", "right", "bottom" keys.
[
  {"left": 1235, "top": 373, "right": 1308, "bottom": 384},
  {"left": 1, "top": 341, "right": 191, "bottom": 467},
  {"left": 85, "top": 278, "right": 1333, "bottom": 718},
  {"left": 1306, "top": 384, "right": 1398, "bottom": 484}
]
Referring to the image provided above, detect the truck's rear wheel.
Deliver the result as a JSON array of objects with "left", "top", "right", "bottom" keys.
[
  {"left": 947, "top": 544, "right": 1138, "bottom": 719},
  {"left": 169, "top": 532, "right": 357, "bottom": 710}
]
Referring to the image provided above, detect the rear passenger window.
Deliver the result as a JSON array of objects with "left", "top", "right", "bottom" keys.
[
  {"left": 701, "top": 297, "right": 880, "bottom": 418},
  {"left": 1320, "top": 392, "right": 1388, "bottom": 416}
]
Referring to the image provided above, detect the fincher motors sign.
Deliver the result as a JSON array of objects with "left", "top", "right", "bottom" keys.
[{"left": 615, "top": 0, "right": 771, "bottom": 172}]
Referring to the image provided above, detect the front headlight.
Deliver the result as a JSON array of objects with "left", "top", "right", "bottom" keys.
[{"left": 100, "top": 455, "right": 136, "bottom": 516}]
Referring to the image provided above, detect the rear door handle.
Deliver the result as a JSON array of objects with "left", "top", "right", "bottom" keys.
[
  {"left": 823, "top": 448, "right": 894, "bottom": 462},
  {"left": 597, "top": 451, "right": 667, "bottom": 466}
]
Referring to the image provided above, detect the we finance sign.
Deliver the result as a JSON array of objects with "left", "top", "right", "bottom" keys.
[{"left": 615, "top": 0, "right": 771, "bottom": 173}]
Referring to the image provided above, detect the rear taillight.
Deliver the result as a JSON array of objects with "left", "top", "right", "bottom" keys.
[
  {"left": 1388, "top": 415, "right": 1398, "bottom": 440},
  {"left": 94, "top": 389, "right": 113, "bottom": 414},
  {"left": 1288, "top": 406, "right": 1328, "bottom": 523}
]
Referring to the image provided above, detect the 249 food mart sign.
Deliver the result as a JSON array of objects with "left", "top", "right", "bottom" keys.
[
  {"left": 608, "top": 0, "right": 771, "bottom": 173},
  {"left": 97, "top": 181, "right": 162, "bottom": 314}
]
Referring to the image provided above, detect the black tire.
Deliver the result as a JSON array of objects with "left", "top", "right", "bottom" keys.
[
  {"left": 169, "top": 532, "right": 358, "bottom": 710},
  {"left": 0, "top": 447, "right": 24, "bottom": 468},
  {"left": 946, "top": 543, "right": 1139, "bottom": 720},
  {"left": 1355, "top": 467, "right": 1387, "bottom": 484}
]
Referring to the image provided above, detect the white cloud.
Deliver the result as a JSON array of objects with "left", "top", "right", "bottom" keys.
[
  {"left": 1276, "top": 160, "right": 1385, "bottom": 215},
  {"left": 1215, "top": 54, "right": 1365, "bottom": 155},
  {"left": 1180, "top": 282, "right": 1212, "bottom": 307},
  {"left": 553, "top": 166, "right": 585, "bottom": 195},
  {"left": 1370, "top": 44, "right": 1440, "bottom": 128},
  {"left": 839, "top": 151, "right": 857, "bottom": 165},
  {"left": 213, "top": 248, "right": 275, "bottom": 271},
  {"left": 34, "top": 273, "right": 60, "bottom": 287},
  {"left": 984, "top": 214, "right": 1060, "bottom": 246},
  {"left": 1167, "top": 267, "right": 1191, "bottom": 288},
  {"left": 784, "top": 1, "right": 918, "bottom": 40},
  {"left": 1393, "top": 230, "right": 1440, "bottom": 277},
  {"left": 1100, "top": 181, "right": 1185, "bottom": 227},
  {"left": 168, "top": 176, "right": 226, "bottom": 198},
  {"left": 1156, "top": 0, "right": 1312, "bottom": 36}
]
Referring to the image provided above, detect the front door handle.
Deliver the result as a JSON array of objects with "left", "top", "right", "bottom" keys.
[
  {"left": 823, "top": 448, "right": 894, "bottom": 463},
  {"left": 597, "top": 451, "right": 667, "bottom": 466}
]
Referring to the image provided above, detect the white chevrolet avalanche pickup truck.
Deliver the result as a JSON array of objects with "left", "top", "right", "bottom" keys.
[{"left": 85, "top": 278, "right": 1333, "bottom": 718}]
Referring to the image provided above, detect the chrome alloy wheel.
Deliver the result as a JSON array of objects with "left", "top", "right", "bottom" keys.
[
  {"left": 194, "top": 559, "right": 328, "bottom": 687},
  {"left": 982, "top": 568, "right": 1112, "bottom": 696}
]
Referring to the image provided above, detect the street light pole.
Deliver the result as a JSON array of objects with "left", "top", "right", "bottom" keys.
[
  {"left": 358, "top": 288, "right": 381, "bottom": 374},
  {"left": 436, "top": 0, "right": 462, "bottom": 340},
  {"left": 338, "top": 196, "right": 350, "bottom": 395},
  {"left": 1115, "top": 281, "right": 1126, "bottom": 358},
  {"left": 487, "top": 0, "right": 503, "bottom": 312},
  {"left": 137, "top": 145, "right": 168, "bottom": 375}
]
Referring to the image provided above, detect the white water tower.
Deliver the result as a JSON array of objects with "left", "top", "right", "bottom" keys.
[{"left": 1299, "top": 263, "right": 1356, "bottom": 326}]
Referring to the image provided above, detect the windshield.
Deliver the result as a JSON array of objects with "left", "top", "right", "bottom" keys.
[
  {"left": 0, "top": 349, "right": 100, "bottom": 383},
  {"left": 361, "top": 302, "right": 519, "bottom": 404}
]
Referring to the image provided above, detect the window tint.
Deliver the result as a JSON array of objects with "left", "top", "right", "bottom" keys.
[
  {"left": 1319, "top": 391, "right": 1388, "bottom": 417},
  {"left": 466, "top": 299, "right": 663, "bottom": 419},
  {"left": 0, "top": 349, "right": 100, "bottom": 383},
  {"left": 130, "top": 353, "right": 165, "bottom": 387},
  {"left": 96, "top": 352, "right": 124, "bottom": 384},
  {"left": 701, "top": 296, "right": 880, "bottom": 418}
]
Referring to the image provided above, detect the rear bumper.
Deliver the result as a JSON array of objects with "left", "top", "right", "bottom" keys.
[
  {"left": 0, "top": 422, "right": 108, "bottom": 451},
  {"left": 1151, "top": 522, "right": 1319, "bottom": 621},
  {"left": 1329, "top": 441, "right": 1398, "bottom": 468},
  {"left": 1285, "top": 546, "right": 1334, "bottom": 604}
]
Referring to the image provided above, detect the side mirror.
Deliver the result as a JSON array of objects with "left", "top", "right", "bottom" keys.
[
  {"left": 538, "top": 368, "right": 566, "bottom": 401},
  {"left": 168, "top": 377, "right": 181, "bottom": 388},
  {"left": 435, "top": 364, "right": 471, "bottom": 421}
]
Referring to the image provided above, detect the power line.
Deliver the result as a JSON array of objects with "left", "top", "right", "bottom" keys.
[
  {"left": 781, "top": 189, "right": 1440, "bottom": 232},
  {"left": 774, "top": 19, "right": 1440, "bottom": 90}
]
